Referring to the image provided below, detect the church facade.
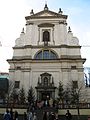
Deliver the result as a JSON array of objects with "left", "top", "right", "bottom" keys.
[{"left": 7, "top": 4, "right": 86, "bottom": 101}]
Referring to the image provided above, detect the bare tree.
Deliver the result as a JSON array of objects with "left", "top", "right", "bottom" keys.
[{"left": 67, "top": 80, "right": 87, "bottom": 120}]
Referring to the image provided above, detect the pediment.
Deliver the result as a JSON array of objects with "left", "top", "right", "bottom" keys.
[
  {"left": 34, "top": 10, "right": 59, "bottom": 17},
  {"left": 39, "top": 12, "right": 54, "bottom": 16},
  {"left": 40, "top": 72, "right": 51, "bottom": 77},
  {"left": 25, "top": 10, "right": 67, "bottom": 20}
]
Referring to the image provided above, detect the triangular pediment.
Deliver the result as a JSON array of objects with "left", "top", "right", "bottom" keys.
[
  {"left": 33, "top": 10, "right": 59, "bottom": 17},
  {"left": 39, "top": 12, "right": 55, "bottom": 17},
  {"left": 25, "top": 9, "right": 67, "bottom": 20},
  {"left": 40, "top": 72, "right": 51, "bottom": 76}
]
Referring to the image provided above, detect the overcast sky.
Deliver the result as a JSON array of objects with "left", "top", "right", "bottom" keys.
[{"left": 0, "top": 0, "right": 90, "bottom": 72}]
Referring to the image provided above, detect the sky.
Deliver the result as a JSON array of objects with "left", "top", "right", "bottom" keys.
[{"left": 0, "top": 0, "right": 90, "bottom": 72}]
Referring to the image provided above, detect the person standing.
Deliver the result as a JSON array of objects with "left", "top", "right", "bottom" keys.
[
  {"left": 49, "top": 112, "right": 55, "bottom": 120},
  {"left": 65, "top": 110, "right": 72, "bottom": 120},
  {"left": 23, "top": 112, "right": 27, "bottom": 120},
  {"left": 3, "top": 109, "right": 11, "bottom": 120},
  {"left": 33, "top": 113, "right": 37, "bottom": 120},
  {"left": 27, "top": 111, "right": 33, "bottom": 120},
  {"left": 43, "top": 112, "right": 47, "bottom": 120},
  {"left": 10, "top": 108, "right": 13, "bottom": 120},
  {"left": 14, "top": 110, "right": 18, "bottom": 120}
]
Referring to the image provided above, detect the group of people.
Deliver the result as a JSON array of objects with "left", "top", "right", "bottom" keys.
[
  {"left": 3, "top": 108, "right": 72, "bottom": 120},
  {"left": 3, "top": 108, "right": 18, "bottom": 120},
  {"left": 43, "top": 111, "right": 58, "bottom": 120},
  {"left": 24, "top": 111, "right": 37, "bottom": 120},
  {"left": 42, "top": 110, "right": 72, "bottom": 120},
  {"left": 24, "top": 111, "right": 58, "bottom": 120}
]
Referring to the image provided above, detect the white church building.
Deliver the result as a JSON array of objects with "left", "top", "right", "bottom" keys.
[{"left": 7, "top": 4, "right": 87, "bottom": 101}]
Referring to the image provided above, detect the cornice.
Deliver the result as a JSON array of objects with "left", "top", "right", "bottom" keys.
[
  {"left": 7, "top": 58, "right": 86, "bottom": 64},
  {"left": 13, "top": 45, "right": 81, "bottom": 49},
  {"left": 25, "top": 15, "right": 67, "bottom": 20},
  {"left": 38, "top": 23, "right": 54, "bottom": 27}
]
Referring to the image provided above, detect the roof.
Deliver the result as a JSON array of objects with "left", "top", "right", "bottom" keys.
[
  {"left": 25, "top": 4, "right": 68, "bottom": 20},
  {"left": 0, "top": 75, "right": 9, "bottom": 80}
]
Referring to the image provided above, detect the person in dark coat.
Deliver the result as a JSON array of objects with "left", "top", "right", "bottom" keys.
[
  {"left": 49, "top": 112, "right": 55, "bottom": 120},
  {"left": 10, "top": 108, "right": 13, "bottom": 120},
  {"left": 3, "top": 109, "right": 11, "bottom": 120},
  {"left": 14, "top": 110, "right": 18, "bottom": 120},
  {"left": 65, "top": 110, "right": 72, "bottom": 120},
  {"left": 23, "top": 112, "right": 27, "bottom": 120},
  {"left": 43, "top": 112, "right": 47, "bottom": 120}
]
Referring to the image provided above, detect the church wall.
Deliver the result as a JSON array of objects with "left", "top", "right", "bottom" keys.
[
  {"left": 13, "top": 49, "right": 24, "bottom": 57},
  {"left": 14, "top": 70, "right": 22, "bottom": 82},
  {"left": 13, "top": 47, "right": 81, "bottom": 59},
  {"left": 71, "top": 70, "right": 78, "bottom": 81},
  {"left": 68, "top": 48, "right": 81, "bottom": 56},
  {"left": 54, "top": 24, "right": 60, "bottom": 45},
  {"left": 31, "top": 67, "right": 61, "bottom": 97},
  {"left": 54, "top": 23, "right": 67, "bottom": 45},
  {"left": 22, "top": 71, "right": 31, "bottom": 92},
  {"left": 24, "top": 48, "right": 32, "bottom": 58},
  {"left": 25, "top": 24, "right": 33, "bottom": 45},
  {"left": 30, "top": 24, "right": 38, "bottom": 45}
]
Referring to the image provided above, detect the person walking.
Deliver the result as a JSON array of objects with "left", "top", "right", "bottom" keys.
[{"left": 65, "top": 110, "right": 72, "bottom": 120}]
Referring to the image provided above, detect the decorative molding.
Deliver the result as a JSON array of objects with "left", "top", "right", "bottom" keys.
[
  {"left": 77, "top": 68, "right": 84, "bottom": 72},
  {"left": 38, "top": 23, "right": 54, "bottom": 27},
  {"left": 61, "top": 68, "right": 71, "bottom": 72},
  {"left": 7, "top": 58, "right": 86, "bottom": 64},
  {"left": 13, "top": 45, "right": 81, "bottom": 49},
  {"left": 59, "top": 21, "right": 67, "bottom": 25},
  {"left": 26, "top": 22, "right": 34, "bottom": 25},
  {"left": 25, "top": 15, "right": 67, "bottom": 20},
  {"left": 60, "top": 55, "right": 81, "bottom": 59}
]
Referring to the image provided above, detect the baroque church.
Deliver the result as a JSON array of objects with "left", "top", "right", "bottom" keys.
[{"left": 7, "top": 4, "right": 86, "bottom": 101}]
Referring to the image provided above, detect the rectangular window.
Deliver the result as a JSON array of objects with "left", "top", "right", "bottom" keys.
[
  {"left": 16, "top": 66, "right": 21, "bottom": 70},
  {"left": 71, "top": 66, "right": 76, "bottom": 69},
  {"left": 14, "top": 81, "right": 20, "bottom": 88}
]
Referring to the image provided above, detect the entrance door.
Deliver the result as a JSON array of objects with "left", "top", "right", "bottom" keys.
[{"left": 42, "top": 92, "right": 50, "bottom": 100}]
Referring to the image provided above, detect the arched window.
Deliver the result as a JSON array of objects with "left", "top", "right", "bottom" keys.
[
  {"left": 34, "top": 50, "right": 58, "bottom": 59},
  {"left": 43, "top": 31, "right": 50, "bottom": 42},
  {"left": 35, "top": 51, "right": 42, "bottom": 59}
]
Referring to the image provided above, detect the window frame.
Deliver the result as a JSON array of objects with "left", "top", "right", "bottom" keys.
[{"left": 34, "top": 50, "right": 58, "bottom": 60}]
